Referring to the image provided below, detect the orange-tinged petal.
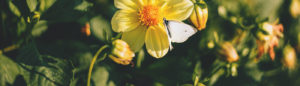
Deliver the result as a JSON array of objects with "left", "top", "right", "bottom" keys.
[
  {"left": 145, "top": 24, "right": 169, "bottom": 58},
  {"left": 111, "top": 10, "right": 141, "bottom": 32},
  {"left": 122, "top": 25, "right": 147, "bottom": 52},
  {"left": 162, "top": 0, "right": 193, "bottom": 21}
]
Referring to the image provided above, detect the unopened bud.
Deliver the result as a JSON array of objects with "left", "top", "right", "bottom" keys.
[
  {"left": 81, "top": 22, "right": 91, "bottom": 36},
  {"left": 290, "top": 0, "right": 300, "bottom": 18},
  {"left": 190, "top": 1, "right": 208, "bottom": 30},
  {"left": 27, "top": 11, "right": 40, "bottom": 23},
  {"left": 109, "top": 39, "right": 135, "bottom": 65},
  {"left": 231, "top": 63, "right": 238, "bottom": 77},
  {"left": 218, "top": 42, "right": 239, "bottom": 62},
  {"left": 282, "top": 45, "right": 297, "bottom": 70}
]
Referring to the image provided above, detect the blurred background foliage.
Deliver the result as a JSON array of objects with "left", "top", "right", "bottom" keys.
[{"left": 1, "top": 0, "right": 300, "bottom": 86}]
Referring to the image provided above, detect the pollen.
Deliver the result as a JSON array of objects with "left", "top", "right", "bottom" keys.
[{"left": 139, "top": 5, "right": 161, "bottom": 26}]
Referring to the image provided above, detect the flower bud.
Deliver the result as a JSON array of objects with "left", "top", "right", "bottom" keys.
[
  {"left": 81, "top": 22, "right": 91, "bottom": 36},
  {"left": 27, "top": 11, "right": 40, "bottom": 23},
  {"left": 109, "top": 39, "right": 135, "bottom": 65},
  {"left": 282, "top": 45, "right": 297, "bottom": 70},
  {"left": 231, "top": 63, "right": 238, "bottom": 77},
  {"left": 257, "top": 22, "right": 274, "bottom": 41},
  {"left": 218, "top": 42, "right": 239, "bottom": 62},
  {"left": 290, "top": 0, "right": 300, "bottom": 18},
  {"left": 190, "top": 1, "right": 208, "bottom": 30}
]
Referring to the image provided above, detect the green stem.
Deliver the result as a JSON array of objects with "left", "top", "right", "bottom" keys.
[
  {"left": 201, "top": 63, "right": 225, "bottom": 82},
  {"left": 87, "top": 45, "right": 109, "bottom": 86}
]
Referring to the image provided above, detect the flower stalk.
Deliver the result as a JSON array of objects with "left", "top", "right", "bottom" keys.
[{"left": 87, "top": 45, "right": 109, "bottom": 86}]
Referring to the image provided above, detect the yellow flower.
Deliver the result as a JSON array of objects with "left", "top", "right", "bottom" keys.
[
  {"left": 111, "top": 0, "right": 194, "bottom": 58},
  {"left": 109, "top": 39, "right": 135, "bottom": 65},
  {"left": 190, "top": 0, "right": 208, "bottom": 30}
]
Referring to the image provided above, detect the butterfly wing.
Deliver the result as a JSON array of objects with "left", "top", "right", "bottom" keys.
[{"left": 167, "top": 20, "right": 197, "bottom": 43}]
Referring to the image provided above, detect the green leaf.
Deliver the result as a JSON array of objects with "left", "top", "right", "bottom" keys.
[
  {"left": 14, "top": 41, "right": 73, "bottom": 85},
  {"left": 20, "top": 55, "right": 73, "bottom": 86},
  {"left": 0, "top": 55, "right": 23, "bottom": 86},
  {"left": 8, "top": 1, "right": 21, "bottom": 17},
  {"left": 11, "top": 0, "right": 31, "bottom": 17},
  {"left": 39, "top": 0, "right": 56, "bottom": 12},
  {"left": 74, "top": 1, "right": 93, "bottom": 12},
  {"left": 17, "top": 41, "right": 43, "bottom": 65},
  {"left": 0, "top": 54, "right": 73, "bottom": 86},
  {"left": 90, "top": 16, "right": 112, "bottom": 42},
  {"left": 31, "top": 20, "right": 48, "bottom": 37},
  {"left": 208, "top": 69, "right": 225, "bottom": 86},
  {"left": 91, "top": 66, "right": 110, "bottom": 86},
  {"left": 244, "top": 60, "right": 263, "bottom": 81},
  {"left": 91, "top": 66, "right": 117, "bottom": 86},
  {"left": 17, "top": 17, "right": 27, "bottom": 36},
  {"left": 41, "top": 0, "right": 85, "bottom": 22},
  {"left": 26, "top": 0, "right": 37, "bottom": 12}
]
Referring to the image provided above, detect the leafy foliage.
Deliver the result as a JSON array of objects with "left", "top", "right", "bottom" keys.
[{"left": 1, "top": 0, "right": 300, "bottom": 86}]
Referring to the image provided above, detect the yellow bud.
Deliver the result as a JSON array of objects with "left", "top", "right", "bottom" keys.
[
  {"left": 290, "top": 0, "right": 300, "bottom": 18},
  {"left": 109, "top": 39, "right": 135, "bottom": 65},
  {"left": 190, "top": 1, "right": 208, "bottom": 30},
  {"left": 282, "top": 45, "right": 297, "bottom": 70},
  {"left": 218, "top": 42, "right": 239, "bottom": 62},
  {"left": 27, "top": 11, "right": 40, "bottom": 23},
  {"left": 231, "top": 63, "right": 238, "bottom": 77},
  {"left": 207, "top": 40, "right": 215, "bottom": 49}
]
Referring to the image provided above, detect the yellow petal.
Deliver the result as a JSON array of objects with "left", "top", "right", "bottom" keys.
[
  {"left": 111, "top": 10, "right": 141, "bottom": 32},
  {"left": 145, "top": 24, "right": 169, "bottom": 58},
  {"left": 143, "top": 0, "right": 166, "bottom": 6},
  {"left": 122, "top": 25, "right": 147, "bottom": 52},
  {"left": 162, "top": 0, "right": 193, "bottom": 21},
  {"left": 114, "top": 0, "right": 141, "bottom": 10}
]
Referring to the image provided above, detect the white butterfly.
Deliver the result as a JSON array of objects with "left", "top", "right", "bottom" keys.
[{"left": 163, "top": 18, "right": 198, "bottom": 50}]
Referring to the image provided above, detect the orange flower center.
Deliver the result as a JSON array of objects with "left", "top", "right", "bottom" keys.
[{"left": 139, "top": 5, "right": 161, "bottom": 26}]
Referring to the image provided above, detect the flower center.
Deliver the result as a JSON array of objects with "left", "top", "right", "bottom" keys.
[{"left": 139, "top": 5, "right": 161, "bottom": 26}]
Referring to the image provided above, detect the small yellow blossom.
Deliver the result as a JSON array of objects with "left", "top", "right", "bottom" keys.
[
  {"left": 111, "top": 0, "right": 194, "bottom": 58},
  {"left": 109, "top": 39, "right": 135, "bottom": 65}
]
